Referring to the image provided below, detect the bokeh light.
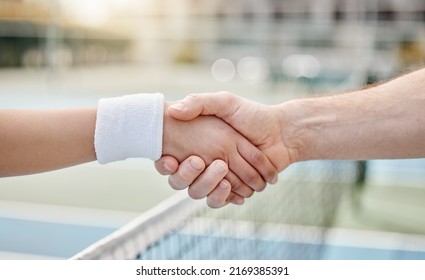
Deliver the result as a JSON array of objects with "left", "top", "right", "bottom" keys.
[
  {"left": 211, "top": 58, "right": 236, "bottom": 82},
  {"left": 237, "top": 56, "right": 269, "bottom": 81},
  {"left": 282, "top": 54, "right": 321, "bottom": 78}
]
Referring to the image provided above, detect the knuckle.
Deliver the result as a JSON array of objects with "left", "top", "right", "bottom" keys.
[
  {"left": 186, "top": 94, "right": 198, "bottom": 102},
  {"left": 255, "top": 181, "right": 267, "bottom": 192},
  {"left": 168, "top": 177, "right": 185, "bottom": 190},
  {"left": 244, "top": 170, "right": 260, "bottom": 186},
  {"left": 245, "top": 171, "right": 267, "bottom": 192},
  {"left": 250, "top": 149, "right": 265, "bottom": 165},
  {"left": 267, "top": 171, "right": 279, "bottom": 185},
  {"left": 217, "top": 91, "right": 232, "bottom": 97},
  {"left": 218, "top": 91, "right": 237, "bottom": 102},
  {"left": 231, "top": 183, "right": 242, "bottom": 193},
  {"left": 245, "top": 189, "right": 255, "bottom": 198},
  {"left": 232, "top": 184, "right": 254, "bottom": 198},
  {"left": 187, "top": 188, "right": 204, "bottom": 200},
  {"left": 207, "top": 196, "right": 224, "bottom": 209}
]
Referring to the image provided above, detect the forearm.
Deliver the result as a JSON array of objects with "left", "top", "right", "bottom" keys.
[
  {"left": 0, "top": 108, "right": 97, "bottom": 177},
  {"left": 280, "top": 68, "right": 425, "bottom": 162},
  {"left": 0, "top": 93, "right": 164, "bottom": 177}
]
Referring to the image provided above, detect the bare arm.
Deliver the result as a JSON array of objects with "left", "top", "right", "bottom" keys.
[
  {"left": 282, "top": 68, "right": 425, "bottom": 161},
  {"left": 0, "top": 108, "right": 97, "bottom": 177}
]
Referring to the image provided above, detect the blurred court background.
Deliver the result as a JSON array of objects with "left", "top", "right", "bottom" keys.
[{"left": 1, "top": 0, "right": 425, "bottom": 259}]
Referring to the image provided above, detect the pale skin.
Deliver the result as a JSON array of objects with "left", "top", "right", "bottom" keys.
[
  {"left": 156, "top": 67, "right": 425, "bottom": 207},
  {"left": 0, "top": 103, "right": 278, "bottom": 206}
]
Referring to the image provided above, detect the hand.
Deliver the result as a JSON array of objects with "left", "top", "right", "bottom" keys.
[
  {"left": 155, "top": 155, "right": 233, "bottom": 208},
  {"left": 157, "top": 92, "right": 295, "bottom": 205},
  {"left": 161, "top": 102, "right": 278, "bottom": 206},
  {"left": 156, "top": 93, "right": 291, "bottom": 207},
  {"left": 167, "top": 92, "right": 293, "bottom": 170}
]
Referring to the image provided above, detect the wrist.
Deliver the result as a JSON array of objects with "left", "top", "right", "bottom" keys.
[
  {"left": 279, "top": 92, "right": 375, "bottom": 162},
  {"left": 162, "top": 102, "right": 175, "bottom": 156},
  {"left": 275, "top": 98, "right": 317, "bottom": 163}
]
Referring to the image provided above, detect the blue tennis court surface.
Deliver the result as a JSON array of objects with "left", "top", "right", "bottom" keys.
[
  {"left": 0, "top": 217, "right": 116, "bottom": 258},
  {"left": 2, "top": 214, "right": 425, "bottom": 261},
  {"left": 139, "top": 233, "right": 425, "bottom": 260}
]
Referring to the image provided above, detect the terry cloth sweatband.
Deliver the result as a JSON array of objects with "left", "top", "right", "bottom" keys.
[{"left": 94, "top": 93, "right": 164, "bottom": 164}]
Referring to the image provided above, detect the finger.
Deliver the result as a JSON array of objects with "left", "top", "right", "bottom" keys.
[
  {"left": 226, "top": 192, "right": 245, "bottom": 206},
  {"left": 185, "top": 161, "right": 246, "bottom": 205},
  {"left": 154, "top": 155, "right": 179, "bottom": 175},
  {"left": 168, "top": 156, "right": 206, "bottom": 190},
  {"left": 225, "top": 171, "right": 255, "bottom": 199},
  {"left": 228, "top": 151, "right": 267, "bottom": 193},
  {"left": 187, "top": 160, "right": 228, "bottom": 199},
  {"left": 168, "top": 92, "right": 239, "bottom": 121},
  {"left": 206, "top": 179, "right": 231, "bottom": 208},
  {"left": 238, "top": 139, "right": 279, "bottom": 185}
]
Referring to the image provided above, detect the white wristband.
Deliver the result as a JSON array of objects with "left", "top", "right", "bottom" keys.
[{"left": 94, "top": 93, "right": 164, "bottom": 164}]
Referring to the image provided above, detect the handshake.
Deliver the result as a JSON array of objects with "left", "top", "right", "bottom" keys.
[
  {"left": 95, "top": 91, "right": 294, "bottom": 208},
  {"left": 156, "top": 92, "right": 292, "bottom": 208},
  {"left": 2, "top": 67, "right": 424, "bottom": 208},
  {"left": 148, "top": 67, "right": 425, "bottom": 208}
]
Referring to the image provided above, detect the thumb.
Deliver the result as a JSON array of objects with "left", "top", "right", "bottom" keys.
[
  {"left": 154, "top": 155, "right": 179, "bottom": 175},
  {"left": 168, "top": 92, "right": 238, "bottom": 121}
]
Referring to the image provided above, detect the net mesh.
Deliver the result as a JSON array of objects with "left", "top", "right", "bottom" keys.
[
  {"left": 72, "top": 160, "right": 360, "bottom": 260},
  {"left": 136, "top": 160, "right": 359, "bottom": 259}
]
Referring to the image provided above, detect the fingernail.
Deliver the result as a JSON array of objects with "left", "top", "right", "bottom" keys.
[
  {"left": 219, "top": 181, "right": 229, "bottom": 189},
  {"left": 190, "top": 157, "right": 203, "bottom": 171},
  {"left": 170, "top": 102, "right": 185, "bottom": 111},
  {"left": 215, "top": 161, "right": 228, "bottom": 174},
  {"left": 164, "top": 162, "right": 173, "bottom": 173},
  {"left": 233, "top": 197, "right": 244, "bottom": 205},
  {"left": 271, "top": 174, "right": 278, "bottom": 185}
]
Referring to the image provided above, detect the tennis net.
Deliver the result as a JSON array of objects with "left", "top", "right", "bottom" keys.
[{"left": 72, "top": 160, "right": 360, "bottom": 260}]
